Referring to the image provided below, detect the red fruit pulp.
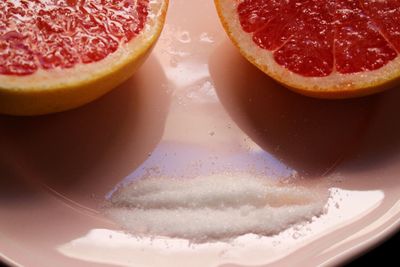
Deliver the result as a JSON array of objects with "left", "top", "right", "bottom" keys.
[
  {"left": 238, "top": 0, "right": 400, "bottom": 77},
  {"left": 0, "top": 0, "right": 149, "bottom": 76}
]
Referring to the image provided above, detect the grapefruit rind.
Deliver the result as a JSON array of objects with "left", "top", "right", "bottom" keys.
[
  {"left": 0, "top": 0, "right": 169, "bottom": 116},
  {"left": 215, "top": 0, "right": 400, "bottom": 99}
]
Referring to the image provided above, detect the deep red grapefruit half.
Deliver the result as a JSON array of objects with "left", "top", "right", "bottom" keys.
[
  {"left": 0, "top": 0, "right": 168, "bottom": 115},
  {"left": 215, "top": 0, "right": 400, "bottom": 98}
]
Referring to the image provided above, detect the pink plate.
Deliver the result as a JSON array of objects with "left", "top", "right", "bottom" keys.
[{"left": 1, "top": 1, "right": 400, "bottom": 266}]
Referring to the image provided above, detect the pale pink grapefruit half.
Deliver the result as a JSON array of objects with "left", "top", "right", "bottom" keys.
[
  {"left": 0, "top": 0, "right": 168, "bottom": 115},
  {"left": 215, "top": 0, "right": 400, "bottom": 98}
]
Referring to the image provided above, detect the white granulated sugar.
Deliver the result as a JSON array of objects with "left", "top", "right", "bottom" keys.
[{"left": 106, "top": 175, "right": 326, "bottom": 241}]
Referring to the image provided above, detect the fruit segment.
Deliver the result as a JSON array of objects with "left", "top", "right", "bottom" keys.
[
  {"left": 0, "top": 0, "right": 149, "bottom": 75},
  {"left": 237, "top": 0, "right": 400, "bottom": 77},
  {"left": 334, "top": 0, "right": 397, "bottom": 74},
  {"left": 361, "top": 0, "right": 400, "bottom": 52}
]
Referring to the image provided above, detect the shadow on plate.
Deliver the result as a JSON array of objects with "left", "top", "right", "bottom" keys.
[
  {"left": 209, "top": 41, "right": 381, "bottom": 178},
  {"left": 341, "top": 87, "right": 400, "bottom": 171},
  {"left": 335, "top": 86, "right": 400, "bottom": 192},
  {"left": 0, "top": 55, "right": 171, "bottom": 205}
]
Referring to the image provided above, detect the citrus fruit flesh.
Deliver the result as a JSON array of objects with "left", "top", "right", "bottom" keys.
[
  {"left": 0, "top": 0, "right": 168, "bottom": 115},
  {"left": 215, "top": 0, "right": 400, "bottom": 98}
]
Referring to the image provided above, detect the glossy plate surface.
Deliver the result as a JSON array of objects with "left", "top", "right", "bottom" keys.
[{"left": 1, "top": 1, "right": 400, "bottom": 267}]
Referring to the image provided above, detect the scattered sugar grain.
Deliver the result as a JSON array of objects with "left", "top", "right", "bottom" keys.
[{"left": 106, "top": 174, "right": 327, "bottom": 241}]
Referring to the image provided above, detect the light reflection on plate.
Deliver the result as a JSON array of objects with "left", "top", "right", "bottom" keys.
[{"left": 58, "top": 189, "right": 384, "bottom": 267}]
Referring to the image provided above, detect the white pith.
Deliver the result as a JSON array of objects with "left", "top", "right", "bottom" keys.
[
  {"left": 217, "top": 0, "right": 400, "bottom": 93},
  {"left": 0, "top": 0, "right": 167, "bottom": 92}
]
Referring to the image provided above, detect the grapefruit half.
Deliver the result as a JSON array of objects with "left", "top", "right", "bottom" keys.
[
  {"left": 0, "top": 0, "right": 168, "bottom": 115},
  {"left": 215, "top": 0, "right": 400, "bottom": 98}
]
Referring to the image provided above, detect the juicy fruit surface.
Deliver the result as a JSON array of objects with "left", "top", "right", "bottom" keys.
[
  {"left": 0, "top": 0, "right": 149, "bottom": 76},
  {"left": 238, "top": 0, "right": 400, "bottom": 77}
]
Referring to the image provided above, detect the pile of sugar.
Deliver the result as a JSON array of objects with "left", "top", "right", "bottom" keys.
[{"left": 106, "top": 175, "right": 326, "bottom": 241}]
